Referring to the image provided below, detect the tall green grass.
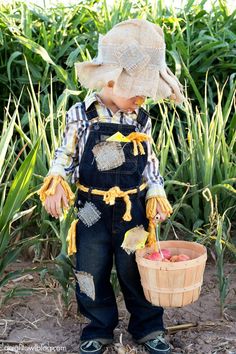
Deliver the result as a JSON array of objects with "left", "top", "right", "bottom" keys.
[
  {"left": 0, "top": 102, "right": 42, "bottom": 306},
  {"left": 196, "top": 188, "right": 235, "bottom": 315},
  {"left": 0, "top": 67, "right": 80, "bottom": 307},
  {"left": 0, "top": 0, "right": 235, "bottom": 116},
  {"left": 151, "top": 78, "right": 236, "bottom": 236}
]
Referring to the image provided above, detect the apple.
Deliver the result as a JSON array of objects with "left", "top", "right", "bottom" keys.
[
  {"left": 144, "top": 252, "right": 162, "bottom": 261},
  {"left": 170, "top": 254, "right": 190, "bottom": 262},
  {"left": 178, "top": 254, "right": 190, "bottom": 261},
  {"left": 160, "top": 249, "right": 171, "bottom": 260}
]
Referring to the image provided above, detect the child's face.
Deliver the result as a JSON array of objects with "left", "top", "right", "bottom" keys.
[
  {"left": 99, "top": 83, "right": 146, "bottom": 113},
  {"left": 112, "top": 94, "right": 146, "bottom": 112}
]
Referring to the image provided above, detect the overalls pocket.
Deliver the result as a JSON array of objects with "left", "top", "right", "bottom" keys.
[
  {"left": 92, "top": 141, "right": 125, "bottom": 171},
  {"left": 96, "top": 140, "right": 138, "bottom": 175}
]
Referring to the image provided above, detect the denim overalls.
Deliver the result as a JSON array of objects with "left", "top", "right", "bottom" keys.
[{"left": 75, "top": 102, "right": 164, "bottom": 344}]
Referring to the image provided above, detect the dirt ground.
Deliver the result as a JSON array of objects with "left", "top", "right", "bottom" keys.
[{"left": 0, "top": 259, "right": 236, "bottom": 354}]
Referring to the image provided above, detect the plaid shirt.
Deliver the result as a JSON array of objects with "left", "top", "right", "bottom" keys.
[{"left": 48, "top": 93, "right": 166, "bottom": 198}]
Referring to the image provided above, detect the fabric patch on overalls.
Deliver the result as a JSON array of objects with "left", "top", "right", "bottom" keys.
[
  {"left": 92, "top": 141, "right": 125, "bottom": 171},
  {"left": 77, "top": 201, "right": 101, "bottom": 227},
  {"left": 74, "top": 270, "right": 95, "bottom": 300}
]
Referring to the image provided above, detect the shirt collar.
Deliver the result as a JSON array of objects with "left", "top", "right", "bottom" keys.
[
  {"left": 84, "top": 92, "right": 99, "bottom": 110},
  {"left": 84, "top": 92, "right": 139, "bottom": 115}
]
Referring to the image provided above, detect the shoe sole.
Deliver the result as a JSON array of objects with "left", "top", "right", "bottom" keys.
[{"left": 144, "top": 343, "right": 171, "bottom": 354}]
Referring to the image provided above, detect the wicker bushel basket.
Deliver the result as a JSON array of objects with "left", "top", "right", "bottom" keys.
[{"left": 135, "top": 240, "right": 207, "bottom": 308}]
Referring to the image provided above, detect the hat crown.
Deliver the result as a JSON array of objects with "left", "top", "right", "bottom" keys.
[
  {"left": 95, "top": 19, "right": 166, "bottom": 73},
  {"left": 100, "top": 19, "right": 165, "bottom": 49}
]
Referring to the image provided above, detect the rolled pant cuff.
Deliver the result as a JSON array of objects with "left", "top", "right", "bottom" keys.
[
  {"left": 134, "top": 330, "right": 165, "bottom": 344},
  {"left": 81, "top": 337, "right": 113, "bottom": 345}
]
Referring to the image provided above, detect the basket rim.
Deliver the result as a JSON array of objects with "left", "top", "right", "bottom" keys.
[{"left": 135, "top": 240, "right": 207, "bottom": 269}]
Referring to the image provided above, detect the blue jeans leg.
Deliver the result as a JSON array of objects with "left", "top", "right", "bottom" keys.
[
  {"left": 75, "top": 197, "right": 118, "bottom": 342},
  {"left": 113, "top": 195, "right": 164, "bottom": 341}
]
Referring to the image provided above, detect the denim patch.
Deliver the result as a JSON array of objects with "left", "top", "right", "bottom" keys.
[
  {"left": 78, "top": 201, "right": 101, "bottom": 227},
  {"left": 92, "top": 141, "right": 125, "bottom": 171},
  {"left": 74, "top": 270, "right": 95, "bottom": 300}
]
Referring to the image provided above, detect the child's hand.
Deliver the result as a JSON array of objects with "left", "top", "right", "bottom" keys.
[
  {"left": 44, "top": 183, "right": 69, "bottom": 219},
  {"left": 153, "top": 202, "right": 169, "bottom": 222}
]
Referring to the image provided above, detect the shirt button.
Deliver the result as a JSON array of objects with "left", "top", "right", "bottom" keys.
[{"left": 94, "top": 124, "right": 100, "bottom": 130}]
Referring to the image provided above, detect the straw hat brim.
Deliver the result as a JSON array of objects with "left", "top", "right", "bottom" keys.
[
  {"left": 75, "top": 61, "right": 122, "bottom": 90},
  {"left": 75, "top": 61, "right": 185, "bottom": 104}
]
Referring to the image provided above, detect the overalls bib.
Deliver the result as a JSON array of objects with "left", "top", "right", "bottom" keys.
[{"left": 75, "top": 102, "right": 164, "bottom": 344}]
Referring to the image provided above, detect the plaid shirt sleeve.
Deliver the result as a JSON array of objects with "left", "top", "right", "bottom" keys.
[
  {"left": 47, "top": 104, "right": 82, "bottom": 183},
  {"left": 142, "top": 117, "right": 167, "bottom": 199}
]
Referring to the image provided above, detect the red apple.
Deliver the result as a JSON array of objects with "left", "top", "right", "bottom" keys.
[
  {"left": 144, "top": 252, "right": 162, "bottom": 261},
  {"left": 160, "top": 249, "right": 171, "bottom": 260}
]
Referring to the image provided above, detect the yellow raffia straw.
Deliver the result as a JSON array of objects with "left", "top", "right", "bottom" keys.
[
  {"left": 76, "top": 182, "right": 148, "bottom": 222},
  {"left": 37, "top": 175, "right": 77, "bottom": 256},
  {"left": 126, "top": 132, "right": 151, "bottom": 156},
  {"left": 37, "top": 175, "right": 75, "bottom": 207},
  {"left": 66, "top": 219, "right": 78, "bottom": 256},
  {"left": 146, "top": 196, "right": 173, "bottom": 247}
]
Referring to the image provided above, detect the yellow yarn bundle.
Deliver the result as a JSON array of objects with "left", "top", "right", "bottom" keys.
[
  {"left": 126, "top": 132, "right": 151, "bottom": 156},
  {"left": 102, "top": 186, "right": 132, "bottom": 221},
  {"left": 37, "top": 175, "right": 76, "bottom": 256},
  {"left": 145, "top": 196, "right": 173, "bottom": 247},
  {"left": 76, "top": 182, "right": 147, "bottom": 222},
  {"left": 66, "top": 219, "right": 78, "bottom": 256},
  {"left": 37, "top": 175, "right": 75, "bottom": 206}
]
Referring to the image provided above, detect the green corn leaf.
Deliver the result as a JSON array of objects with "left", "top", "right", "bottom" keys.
[
  {"left": 15, "top": 35, "right": 55, "bottom": 65},
  {"left": 168, "top": 50, "right": 182, "bottom": 77},
  {"left": 11, "top": 205, "right": 37, "bottom": 223},
  {"left": 211, "top": 184, "right": 236, "bottom": 196},
  {"left": 0, "top": 235, "right": 42, "bottom": 278},
  {"left": 43, "top": 220, "right": 60, "bottom": 239},
  {"left": 0, "top": 115, "right": 16, "bottom": 175},
  {"left": 0, "top": 140, "right": 40, "bottom": 254},
  {"left": 15, "top": 35, "right": 69, "bottom": 84},
  {"left": 7, "top": 51, "right": 22, "bottom": 83}
]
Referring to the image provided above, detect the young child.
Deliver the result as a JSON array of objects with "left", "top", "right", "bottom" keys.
[{"left": 38, "top": 19, "right": 184, "bottom": 354}]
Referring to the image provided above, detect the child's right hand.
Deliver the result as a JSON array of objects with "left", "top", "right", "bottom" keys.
[{"left": 44, "top": 183, "right": 69, "bottom": 219}]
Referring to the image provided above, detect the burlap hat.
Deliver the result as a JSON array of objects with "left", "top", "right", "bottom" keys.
[{"left": 75, "top": 19, "right": 185, "bottom": 104}]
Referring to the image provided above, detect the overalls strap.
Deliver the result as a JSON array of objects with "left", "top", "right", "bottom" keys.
[
  {"left": 82, "top": 101, "right": 98, "bottom": 120},
  {"left": 136, "top": 107, "right": 149, "bottom": 129}
]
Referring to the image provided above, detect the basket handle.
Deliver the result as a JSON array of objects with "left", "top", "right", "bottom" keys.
[{"left": 153, "top": 215, "right": 164, "bottom": 259}]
